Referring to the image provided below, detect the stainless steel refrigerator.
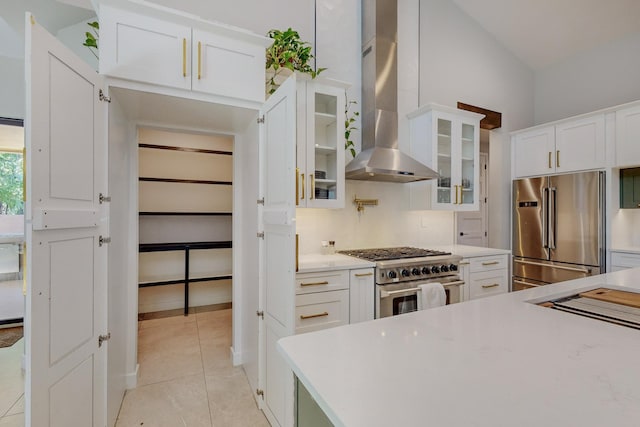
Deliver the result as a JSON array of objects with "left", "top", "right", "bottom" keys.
[{"left": 512, "top": 171, "right": 605, "bottom": 290}]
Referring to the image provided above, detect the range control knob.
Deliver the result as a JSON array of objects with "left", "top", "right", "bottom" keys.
[
  {"left": 449, "top": 264, "right": 458, "bottom": 272},
  {"left": 388, "top": 271, "right": 397, "bottom": 279},
  {"left": 441, "top": 265, "right": 449, "bottom": 272},
  {"left": 412, "top": 268, "right": 421, "bottom": 276},
  {"left": 422, "top": 267, "right": 431, "bottom": 275},
  {"left": 401, "top": 269, "right": 411, "bottom": 277},
  {"left": 431, "top": 265, "right": 440, "bottom": 274}
]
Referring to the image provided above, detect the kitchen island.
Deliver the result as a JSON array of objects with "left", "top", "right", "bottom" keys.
[{"left": 278, "top": 268, "right": 640, "bottom": 426}]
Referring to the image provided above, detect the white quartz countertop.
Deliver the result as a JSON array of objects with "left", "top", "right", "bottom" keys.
[
  {"left": 297, "top": 253, "right": 375, "bottom": 273},
  {"left": 435, "top": 244, "right": 511, "bottom": 258},
  {"left": 611, "top": 247, "right": 640, "bottom": 254},
  {"left": 278, "top": 269, "right": 640, "bottom": 427}
]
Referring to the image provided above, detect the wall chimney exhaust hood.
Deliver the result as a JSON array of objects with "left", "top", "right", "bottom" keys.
[{"left": 345, "top": 0, "right": 439, "bottom": 183}]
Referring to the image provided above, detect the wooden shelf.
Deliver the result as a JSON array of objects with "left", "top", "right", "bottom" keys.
[
  {"left": 314, "top": 145, "right": 337, "bottom": 155},
  {"left": 315, "top": 112, "right": 337, "bottom": 127},
  {"left": 139, "top": 211, "right": 232, "bottom": 216},
  {"left": 139, "top": 177, "right": 232, "bottom": 186},
  {"left": 139, "top": 143, "right": 232, "bottom": 156},
  {"left": 139, "top": 241, "right": 232, "bottom": 253},
  {"left": 139, "top": 274, "right": 232, "bottom": 288}
]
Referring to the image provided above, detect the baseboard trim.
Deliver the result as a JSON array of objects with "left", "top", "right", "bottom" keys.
[
  {"left": 230, "top": 346, "right": 242, "bottom": 366},
  {"left": 125, "top": 364, "right": 139, "bottom": 389}
]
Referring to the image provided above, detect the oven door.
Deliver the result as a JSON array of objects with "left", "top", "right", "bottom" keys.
[{"left": 376, "top": 279, "right": 464, "bottom": 318}]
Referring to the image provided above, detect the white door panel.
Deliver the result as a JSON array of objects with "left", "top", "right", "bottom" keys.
[
  {"left": 259, "top": 76, "right": 297, "bottom": 427},
  {"left": 26, "top": 15, "right": 108, "bottom": 427}
]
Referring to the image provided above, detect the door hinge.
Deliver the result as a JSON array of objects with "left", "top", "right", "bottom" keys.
[
  {"left": 484, "top": 164, "right": 487, "bottom": 170},
  {"left": 98, "top": 332, "right": 111, "bottom": 347},
  {"left": 256, "top": 310, "right": 264, "bottom": 319},
  {"left": 484, "top": 197, "right": 487, "bottom": 203},
  {"left": 485, "top": 231, "right": 488, "bottom": 237},
  {"left": 99, "top": 193, "right": 111, "bottom": 204},
  {"left": 257, "top": 232, "right": 264, "bottom": 239},
  {"left": 257, "top": 116, "right": 265, "bottom": 124},
  {"left": 99, "top": 89, "right": 111, "bottom": 103},
  {"left": 256, "top": 389, "right": 264, "bottom": 398},
  {"left": 257, "top": 197, "right": 265, "bottom": 205},
  {"left": 99, "top": 236, "right": 111, "bottom": 247}
]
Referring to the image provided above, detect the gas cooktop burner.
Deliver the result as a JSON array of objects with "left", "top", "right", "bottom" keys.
[{"left": 338, "top": 247, "right": 451, "bottom": 262}]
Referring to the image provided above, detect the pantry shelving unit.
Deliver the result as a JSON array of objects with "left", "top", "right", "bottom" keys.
[{"left": 137, "top": 128, "right": 233, "bottom": 316}]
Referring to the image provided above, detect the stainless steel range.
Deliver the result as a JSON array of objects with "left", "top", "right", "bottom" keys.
[{"left": 338, "top": 247, "right": 464, "bottom": 318}]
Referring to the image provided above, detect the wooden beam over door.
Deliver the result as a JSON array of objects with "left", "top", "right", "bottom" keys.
[{"left": 457, "top": 102, "right": 502, "bottom": 130}]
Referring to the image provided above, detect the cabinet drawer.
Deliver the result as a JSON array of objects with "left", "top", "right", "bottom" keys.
[
  {"left": 469, "top": 255, "right": 508, "bottom": 273},
  {"left": 296, "top": 270, "right": 349, "bottom": 295},
  {"left": 611, "top": 252, "right": 640, "bottom": 269},
  {"left": 295, "top": 290, "right": 349, "bottom": 334},
  {"left": 469, "top": 270, "right": 508, "bottom": 299}
]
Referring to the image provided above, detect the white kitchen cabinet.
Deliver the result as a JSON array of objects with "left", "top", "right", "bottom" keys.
[
  {"left": 296, "top": 78, "right": 348, "bottom": 209},
  {"left": 459, "top": 254, "right": 509, "bottom": 301},
  {"left": 295, "top": 290, "right": 349, "bottom": 335},
  {"left": 615, "top": 104, "right": 640, "bottom": 167},
  {"left": 100, "top": 4, "right": 267, "bottom": 103},
  {"left": 349, "top": 268, "right": 375, "bottom": 323},
  {"left": 408, "top": 104, "right": 483, "bottom": 211},
  {"left": 610, "top": 251, "right": 640, "bottom": 272},
  {"left": 512, "top": 114, "right": 606, "bottom": 178}
]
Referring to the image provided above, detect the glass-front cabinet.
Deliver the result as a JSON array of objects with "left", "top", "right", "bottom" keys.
[
  {"left": 408, "top": 104, "right": 483, "bottom": 211},
  {"left": 296, "top": 78, "right": 348, "bottom": 208}
]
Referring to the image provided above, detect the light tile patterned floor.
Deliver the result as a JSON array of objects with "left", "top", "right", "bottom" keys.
[
  {"left": 116, "top": 309, "right": 269, "bottom": 427},
  {"left": 0, "top": 338, "right": 24, "bottom": 427}
]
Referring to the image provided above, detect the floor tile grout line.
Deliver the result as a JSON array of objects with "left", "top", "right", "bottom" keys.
[{"left": 196, "top": 313, "right": 215, "bottom": 427}]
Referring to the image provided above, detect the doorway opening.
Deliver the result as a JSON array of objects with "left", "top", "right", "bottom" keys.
[{"left": 0, "top": 118, "right": 25, "bottom": 425}]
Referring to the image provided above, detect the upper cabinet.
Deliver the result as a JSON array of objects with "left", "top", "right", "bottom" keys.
[
  {"left": 512, "top": 114, "right": 606, "bottom": 178},
  {"left": 616, "top": 104, "right": 640, "bottom": 168},
  {"left": 408, "top": 104, "right": 483, "bottom": 211},
  {"left": 100, "top": 4, "right": 268, "bottom": 103},
  {"left": 296, "top": 78, "right": 348, "bottom": 209}
]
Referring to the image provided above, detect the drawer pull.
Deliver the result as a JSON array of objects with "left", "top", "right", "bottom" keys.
[
  {"left": 300, "top": 281, "right": 329, "bottom": 287},
  {"left": 300, "top": 312, "right": 329, "bottom": 320},
  {"left": 481, "top": 261, "right": 500, "bottom": 266},
  {"left": 355, "top": 272, "right": 373, "bottom": 277},
  {"left": 482, "top": 283, "right": 500, "bottom": 289},
  {"left": 459, "top": 261, "right": 470, "bottom": 265}
]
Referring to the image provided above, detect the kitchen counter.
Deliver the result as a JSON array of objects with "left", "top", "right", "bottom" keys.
[
  {"left": 435, "top": 244, "right": 511, "bottom": 258},
  {"left": 611, "top": 247, "right": 640, "bottom": 255},
  {"left": 297, "top": 253, "right": 375, "bottom": 273},
  {"left": 278, "top": 269, "right": 640, "bottom": 427}
]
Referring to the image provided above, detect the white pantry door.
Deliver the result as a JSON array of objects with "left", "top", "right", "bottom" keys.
[
  {"left": 25, "top": 14, "right": 108, "bottom": 427},
  {"left": 258, "top": 76, "right": 297, "bottom": 427}
]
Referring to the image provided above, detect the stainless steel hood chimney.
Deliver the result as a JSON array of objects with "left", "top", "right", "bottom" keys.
[{"left": 345, "top": 0, "right": 439, "bottom": 183}]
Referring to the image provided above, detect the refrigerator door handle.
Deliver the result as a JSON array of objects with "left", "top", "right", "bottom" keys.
[
  {"left": 513, "top": 258, "right": 592, "bottom": 274},
  {"left": 549, "top": 187, "right": 557, "bottom": 250},
  {"left": 542, "top": 187, "right": 548, "bottom": 248}
]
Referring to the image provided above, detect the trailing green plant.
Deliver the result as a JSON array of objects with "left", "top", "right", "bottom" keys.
[
  {"left": 83, "top": 21, "right": 99, "bottom": 60},
  {"left": 344, "top": 96, "right": 359, "bottom": 158},
  {"left": 265, "top": 28, "right": 326, "bottom": 94}
]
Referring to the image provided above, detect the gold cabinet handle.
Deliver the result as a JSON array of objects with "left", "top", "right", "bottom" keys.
[
  {"left": 311, "top": 175, "right": 315, "bottom": 199},
  {"left": 301, "top": 173, "right": 305, "bottom": 200},
  {"left": 295, "top": 168, "right": 300, "bottom": 206},
  {"left": 355, "top": 272, "right": 373, "bottom": 277},
  {"left": 197, "top": 41, "right": 202, "bottom": 80},
  {"left": 182, "top": 38, "right": 187, "bottom": 77},
  {"left": 458, "top": 185, "right": 463, "bottom": 205},
  {"left": 548, "top": 151, "right": 552, "bottom": 168},
  {"left": 300, "top": 312, "right": 329, "bottom": 320},
  {"left": 482, "top": 283, "right": 500, "bottom": 289},
  {"left": 482, "top": 261, "right": 500, "bottom": 266},
  {"left": 300, "top": 281, "right": 329, "bottom": 287},
  {"left": 556, "top": 150, "right": 560, "bottom": 168},
  {"left": 454, "top": 185, "right": 458, "bottom": 204}
]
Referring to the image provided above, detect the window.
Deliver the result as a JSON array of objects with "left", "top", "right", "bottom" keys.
[{"left": 0, "top": 151, "right": 23, "bottom": 215}]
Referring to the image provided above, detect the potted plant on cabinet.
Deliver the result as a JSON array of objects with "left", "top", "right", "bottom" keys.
[{"left": 265, "top": 27, "right": 326, "bottom": 94}]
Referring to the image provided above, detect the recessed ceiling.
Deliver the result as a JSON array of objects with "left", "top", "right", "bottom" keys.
[{"left": 451, "top": 0, "right": 640, "bottom": 70}]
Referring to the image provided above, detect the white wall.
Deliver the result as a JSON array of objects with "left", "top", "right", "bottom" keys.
[
  {"left": 534, "top": 32, "right": 640, "bottom": 125},
  {"left": 56, "top": 17, "right": 99, "bottom": 72},
  {"left": 418, "top": 0, "right": 535, "bottom": 250},
  {"left": 0, "top": 56, "right": 24, "bottom": 119}
]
